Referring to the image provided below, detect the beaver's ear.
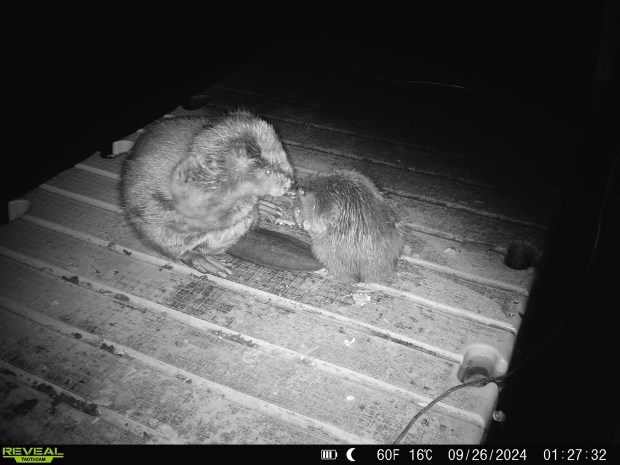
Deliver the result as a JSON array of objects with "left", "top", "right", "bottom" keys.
[
  {"left": 320, "top": 200, "right": 342, "bottom": 228},
  {"left": 231, "top": 134, "right": 262, "bottom": 160}
]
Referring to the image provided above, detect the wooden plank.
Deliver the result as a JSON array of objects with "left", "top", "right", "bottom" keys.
[
  {"left": 0, "top": 306, "right": 342, "bottom": 444},
  {"left": 78, "top": 150, "right": 537, "bottom": 293},
  {"left": 36, "top": 169, "right": 524, "bottom": 332},
  {"left": 0, "top": 216, "right": 508, "bottom": 409},
  {"left": 0, "top": 248, "right": 486, "bottom": 443},
  {"left": 4, "top": 214, "right": 506, "bottom": 420}
]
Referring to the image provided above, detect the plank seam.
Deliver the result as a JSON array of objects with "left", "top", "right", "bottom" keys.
[{"left": 0, "top": 299, "right": 373, "bottom": 444}]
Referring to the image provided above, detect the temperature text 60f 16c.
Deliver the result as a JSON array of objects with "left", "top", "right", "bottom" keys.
[{"left": 376, "top": 449, "right": 433, "bottom": 460}]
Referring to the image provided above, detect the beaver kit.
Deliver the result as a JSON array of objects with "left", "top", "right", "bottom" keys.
[{"left": 294, "top": 169, "right": 404, "bottom": 283}]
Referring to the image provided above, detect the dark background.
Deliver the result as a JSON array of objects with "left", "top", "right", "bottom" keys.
[{"left": 4, "top": 3, "right": 619, "bottom": 444}]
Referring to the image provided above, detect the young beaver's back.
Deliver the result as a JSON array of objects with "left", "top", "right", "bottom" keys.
[{"left": 294, "top": 169, "right": 403, "bottom": 283}]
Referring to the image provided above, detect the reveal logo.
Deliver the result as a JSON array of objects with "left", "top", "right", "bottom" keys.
[{"left": 2, "top": 447, "right": 64, "bottom": 463}]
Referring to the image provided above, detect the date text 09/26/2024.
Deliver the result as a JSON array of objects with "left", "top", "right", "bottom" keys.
[{"left": 332, "top": 447, "right": 610, "bottom": 461}]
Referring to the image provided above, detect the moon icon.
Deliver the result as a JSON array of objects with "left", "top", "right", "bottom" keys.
[{"left": 346, "top": 448, "right": 356, "bottom": 462}]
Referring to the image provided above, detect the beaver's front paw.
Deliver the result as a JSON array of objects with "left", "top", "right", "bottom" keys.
[{"left": 257, "top": 198, "right": 283, "bottom": 223}]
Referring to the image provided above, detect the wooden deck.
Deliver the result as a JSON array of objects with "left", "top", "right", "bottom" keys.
[{"left": 0, "top": 47, "right": 561, "bottom": 444}]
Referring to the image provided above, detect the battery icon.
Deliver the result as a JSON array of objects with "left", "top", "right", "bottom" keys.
[{"left": 321, "top": 449, "right": 338, "bottom": 460}]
